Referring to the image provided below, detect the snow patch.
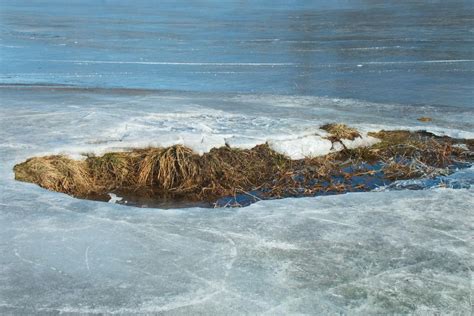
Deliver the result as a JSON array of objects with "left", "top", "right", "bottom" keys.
[
  {"left": 108, "top": 193, "right": 123, "bottom": 204},
  {"left": 331, "top": 141, "right": 344, "bottom": 152},
  {"left": 341, "top": 135, "right": 381, "bottom": 149},
  {"left": 268, "top": 135, "right": 333, "bottom": 159}
]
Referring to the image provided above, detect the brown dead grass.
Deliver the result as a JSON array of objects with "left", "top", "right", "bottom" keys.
[
  {"left": 321, "top": 123, "right": 361, "bottom": 141},
  {"left": 14, "top": 156, "right": 92, "bottom": 195},
  {"left": 342, "top": 130, "right": 470, "bottom": 180},
  {"left": 13, "top": 126, "right": 473, "bottom": 204}
]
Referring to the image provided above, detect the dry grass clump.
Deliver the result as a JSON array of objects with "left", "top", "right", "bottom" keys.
[
  {"left": 199, "top": 145, "right": 287, "bottom": 197},
  {"left": 417, "top": 117, "right": 433, "bottom": 122},
  {"left": 367, "top": 131, "right": 457, "bottom": 165},
  {"left": 321, "top": 123, "right": 361, "bottom": 141},
  {"left": 88, "top": 152, "right": 137, "bottom": 189},
  {"left": 14, "top": 144, "right": 288, "bottom": 201},
  {"left": 13, "top": 127, "right": 473, "bottom": 206},
  {"left": 14, "top": 156, "right": 92, "bottom": 195},
  {"left": 156, "top": 146, "right": 198, "bottom": 190},
  {"left": 340, "top": 130, "right": 471, "bottom": 180}
]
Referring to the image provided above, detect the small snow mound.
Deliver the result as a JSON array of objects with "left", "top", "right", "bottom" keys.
[
  {"left": 331, "top": 141, "right": 344, "bottom": 152},
  {"left": 268, "top": 135, "right": 333, "bottom": 160},
  {"left": 108, "top": 193, "right": 123, "bottom": 204},
  {"left": 341, "top": 135, "right": 380, "bottom": 150}
]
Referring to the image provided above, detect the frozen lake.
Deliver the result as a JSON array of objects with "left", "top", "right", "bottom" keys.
[
  {"left": 0, "top": 0, "right": 473, "bottom": 314},
  {"left": 1, "top": 0, "right": 473, "bottom": 106}
]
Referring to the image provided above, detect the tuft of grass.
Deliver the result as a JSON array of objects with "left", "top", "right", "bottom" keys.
[
  {"left": 156, "top": 145, "right": 199, "bottom": 191},
  {"left": 14, "top": 156, "right": 93, "bottom": 196},
  {"left": 88, "top": 152, "right": 137, "bottom": 189},
  {"left": 321, "top": 123, "right": 361, "bottom": 141},
  {"left": 13, "top": 128, "right": 473, "bottom": 206},
  {"left": 343, "top": 130, "right": 467, "bottom": 180},
  {"left": 136, "top": 148, "right": 163, "bottom": 187}
]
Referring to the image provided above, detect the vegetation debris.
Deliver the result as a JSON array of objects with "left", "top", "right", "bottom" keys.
[{"left": 13, "top": 125, "right": 473, "bottom": 208}]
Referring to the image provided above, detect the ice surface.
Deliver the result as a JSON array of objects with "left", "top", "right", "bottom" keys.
[
  {"left": 1, "top": 0, "right": 473, "bottom": 107},
  {"left": 1, "top": 183, "right": 472, "bottom": 314},
  {"left": 1, "top": 88, "right": 472, "bottom": 162},
  {"left": 1, "top": 0, "right": 473, "bottom": 312},
  {"left": 0, "top": 87, "right": 473, "bottom": 314}
]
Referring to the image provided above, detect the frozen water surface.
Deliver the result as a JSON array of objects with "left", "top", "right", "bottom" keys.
[
  {"left": 1, "top": 87, "right": 473, "bottom": 315},
  {"left": 1, "top": 0, "right": 473, "bottom": 106},
  {"left": 1, "top": 180, "right": 473, "bottom": 314},
  {"left": 0, "top": 0, "right": 473, "bottom": 314}
]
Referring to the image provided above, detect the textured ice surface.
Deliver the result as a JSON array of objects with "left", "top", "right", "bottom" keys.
[
  {"left": 0, "top": 87, "right": 473, "bottom": 314},
  {"left": 1, "top": 87, "right": 472, "bottom": 163},
  {"left": 1, "top": 184, "right": 472, "bottom": 314},
  {"left": 1, "top": 0, "right": 474, "bottom": 313},
  {"left": 1, "top": 0, "right": 473, "bottom": 107}
]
